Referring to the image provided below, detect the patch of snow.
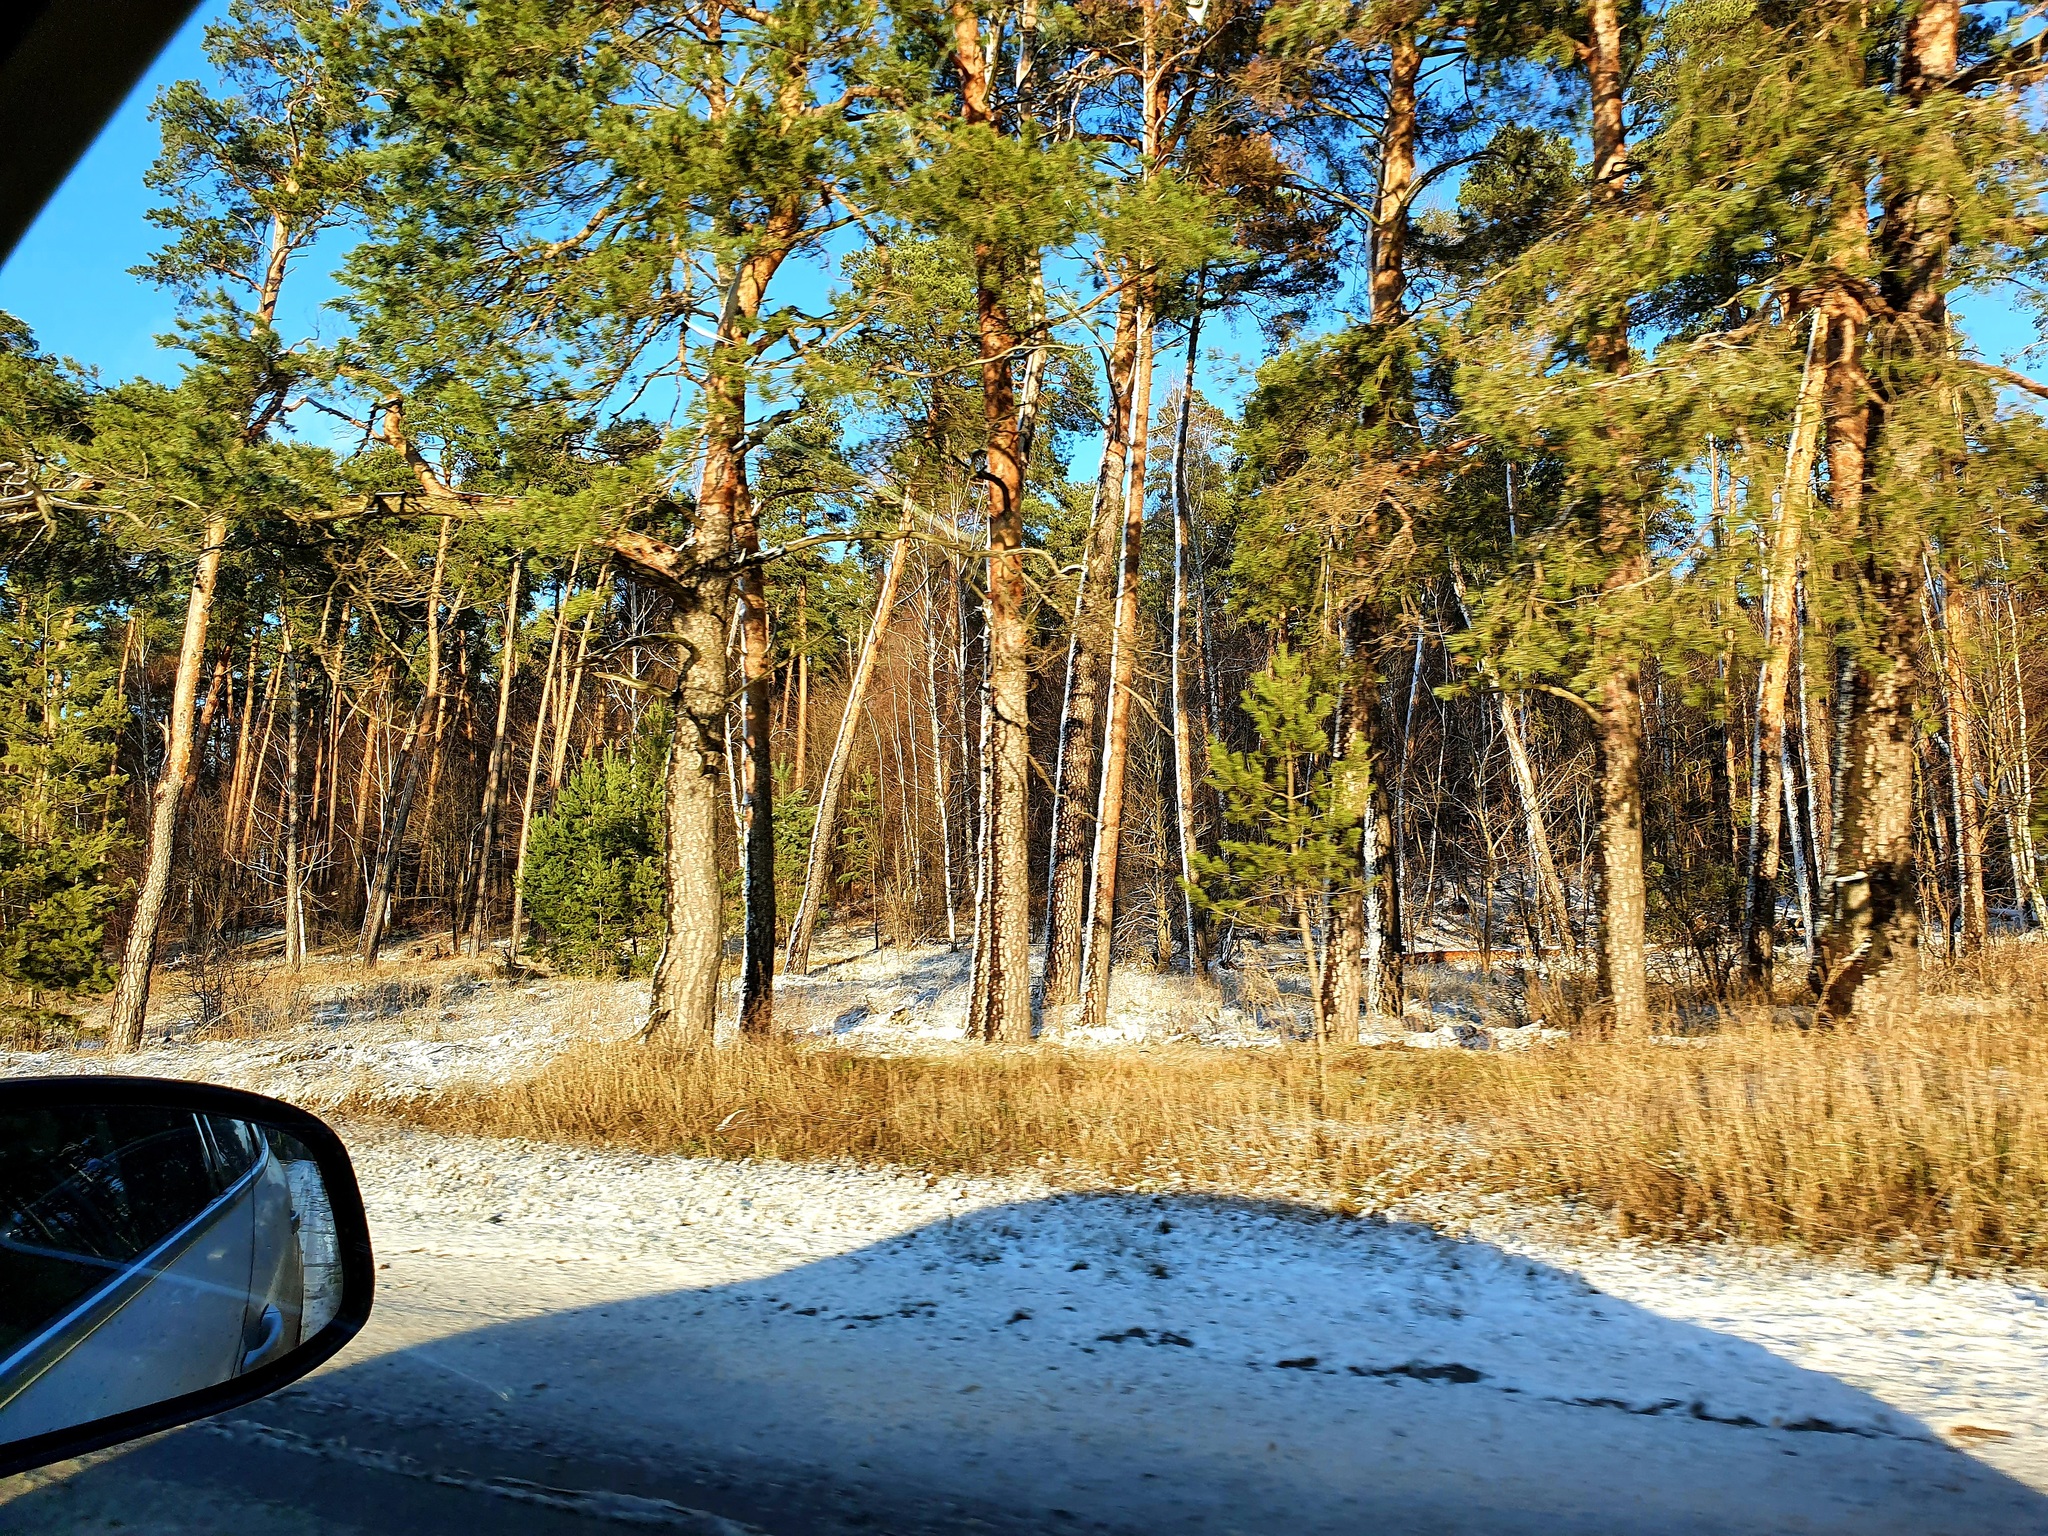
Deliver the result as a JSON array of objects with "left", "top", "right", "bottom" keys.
[{"left": 3, "top": 965, "right": 648, "bottom": 1105}]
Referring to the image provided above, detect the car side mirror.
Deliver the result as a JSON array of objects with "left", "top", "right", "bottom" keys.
[{"left": 0, "top": 1077, "right": 374, "bottom": 1476}]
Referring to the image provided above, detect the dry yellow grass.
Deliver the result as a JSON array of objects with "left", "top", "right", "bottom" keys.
[{"left": 358, "top": 973, "right": 2048, "bottom": 1270}]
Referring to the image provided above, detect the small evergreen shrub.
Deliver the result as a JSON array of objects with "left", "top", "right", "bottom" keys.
[{"left": 522, "top": 728, "right": 666, "bottom": 975}]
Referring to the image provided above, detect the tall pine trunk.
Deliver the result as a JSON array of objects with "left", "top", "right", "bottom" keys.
[
  {"left": 108, "top": 514, "right": 228, "bottom": 1051},
  {"left": 1079, "top": 295, "right": 1155, "bottom": 1029},
  {"left": 1585, "top": 0, "right": 1650, "bottom": 1031},
  {"left": 1368, "top": 30, "right": 1419, "bottom": 323},
  {"left": 638, "top": 494, "right": 737, "bottom": 1047},
  {"left": 735, "top": 475, "right": 777, "bottom": 1034},
  {"left": 1817, "top": 4, "right": 1959, "bottom": 1017},
  {"left": 1326, "top": 22, "right": 1422, "bottom": 1029},
  {"left": 1814, "top": 290, "right": 1919, "bottom": 1013},
  {"left": 953, "top": 0, "right": 1032, "bottom": 1044},
  {"left": 634, "top": 223, "right": 796, "bottom": 1046},
  {"left": 1168, "top": 300, "right": 1209, "bottom": 973}
]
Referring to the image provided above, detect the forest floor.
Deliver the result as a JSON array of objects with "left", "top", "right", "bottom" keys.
[{"left": 3, "top": 925, "right": 1569, "bottom": 1101}]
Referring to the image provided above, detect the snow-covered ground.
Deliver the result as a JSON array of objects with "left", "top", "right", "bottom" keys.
[
  {"left": 5, "top": 938, "right": 1567, "bottom": 1107},
  {"left": 49, "top": 1124, "right": 2024, "bottom": 1532},
  {"left": 2, "top": 953, "right": 650, "bottom": 1103},
  {"left": 780, "top": 938, "right": 1569, "bottom": 1050}
]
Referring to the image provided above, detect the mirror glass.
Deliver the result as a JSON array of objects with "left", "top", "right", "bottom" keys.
[{"left": 0, "top": 1104, "right": 344, "bottom": 1448}]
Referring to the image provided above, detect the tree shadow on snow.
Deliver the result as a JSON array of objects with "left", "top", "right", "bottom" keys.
[{"left": 14, "top": 1193, "right": 2046, "bottom": 1536}]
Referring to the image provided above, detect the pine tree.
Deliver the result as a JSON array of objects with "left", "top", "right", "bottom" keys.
[
  {"left": 1189, "top": 649, "right": 1365, "bottom": 1039},
  {"left": 522, "top": 730, "right": 668, "bottom": 977},
  {"left": 0, "top": 591, "right": 128, "bottom": 1037},
  {"left": 361, "top": 0, "right": 897, "bottom": 1044},
  {"left": 107, "top": 0, "right": 368, "bottom": 1050}
]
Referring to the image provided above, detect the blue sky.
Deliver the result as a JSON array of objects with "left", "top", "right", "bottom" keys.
[
  {"left": 0, "top": 3, "right": 349, "bottom": 387},
  {"left": 0, "top": 0, "right": 2038, "bottom": 443}
]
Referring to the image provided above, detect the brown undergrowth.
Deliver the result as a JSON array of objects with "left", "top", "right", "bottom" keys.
[{"left": 356, "top": 952, "right": 2048, "bottom": 1270}]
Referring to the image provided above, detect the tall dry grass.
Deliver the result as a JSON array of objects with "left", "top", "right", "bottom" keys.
[{"left": 358, "top": 988, "right": 2048, "bottom": 1269}]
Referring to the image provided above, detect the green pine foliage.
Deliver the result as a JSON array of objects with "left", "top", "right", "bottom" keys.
[
  {"left": 521, "top": 729, "right": 667, "bottom": 977},
  {"left": 772, "top": 764, "right": 818, "bottom": 935},
  {"left": 1189, "top": 648, "right": 1365, "bottom": 931},
  {"left": 13, "top": 0, "right": 2048, "bottom": 1044},
  {"left": 837, "top": 770, "right": 881, "bottom": 905},
  {"left": 0, "top": 591, "right": 128, "bottom": 1033}
]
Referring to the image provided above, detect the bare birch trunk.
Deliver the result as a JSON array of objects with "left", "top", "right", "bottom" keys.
[
  {"left": 1323, "top": 652, "right": 1369, "bottom": 1044},
  {"left": 921, "top": 566, "right": 959, "bottom": 946},
  {"left": 793, "top": 585, "right": 810, "bottom": 792},
  {"left": 783, "top": 504, "right": 911, "bottom": 976},
  {"left": 463, "top": 561, "right": 523, "bottom": 955},
  {"left": 348, "top": 660, "right": 385, "bottom": 899},
  {"left": 282, "top": 634, "right": 304, "bottom": 970},
  {"left": 2000, "top": 587, "right": 2048, "bottom": 924},
  {"left": 1448, "top": 560, "right": 1572, "bottom": 956},
  {"left": 237, "top": 652, "right": 285, "bottom": 860},
  {"left": 1795, "top": 589, "right": 1830, "bottom": 922},
  {"left": 1740, "top": 313, "right": 1825, "bottom": 985},
  {"left": 221, "top": 639, "right": 258, "bottom": 850},
  {"left": 509, "top": 560, "right": 575, "bottom": 961},
  {"left": 1938, "top": 568, "right": 1989, "bottom": 952},
  {"left": 359, "top": 520, "right": 452, "bottom": 967},
  {"left": 551, "top": 574, "right": 604, "bottom": 794}
]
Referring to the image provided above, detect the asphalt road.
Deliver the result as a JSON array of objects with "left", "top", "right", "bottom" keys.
[{"left": 0, "top": 1396, "right": 1054, "bottom": 1536}]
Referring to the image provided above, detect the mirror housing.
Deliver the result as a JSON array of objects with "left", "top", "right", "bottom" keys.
[{"left": 0, "top": 1077, "right": 374, "bottom": 1476}]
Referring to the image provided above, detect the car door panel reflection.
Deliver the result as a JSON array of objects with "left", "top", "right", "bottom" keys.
[{"left": 0, "top": 1107, "right": 321, "bottom": 1445}]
